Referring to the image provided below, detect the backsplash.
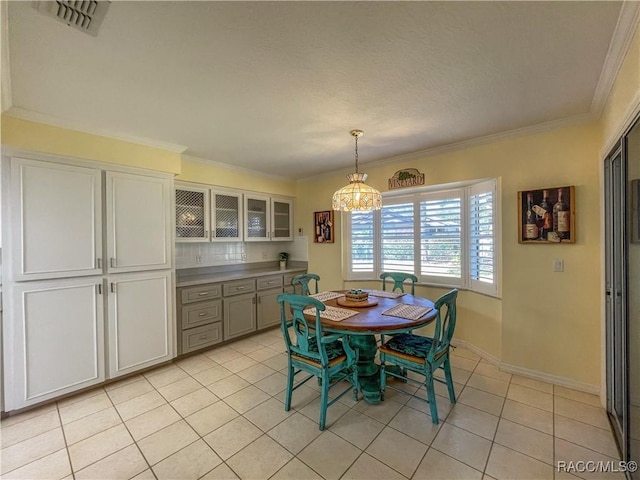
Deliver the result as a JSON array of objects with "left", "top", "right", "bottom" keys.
[{"left": 175, "top": 236, "right": 309, "bottom": 269}]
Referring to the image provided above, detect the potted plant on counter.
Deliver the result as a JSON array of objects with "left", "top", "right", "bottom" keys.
[{"left": 279, "top": 252, "right": 289, "bottom": 270}]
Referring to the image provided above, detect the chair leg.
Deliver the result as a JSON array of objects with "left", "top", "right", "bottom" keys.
[
  {"left": 285, "top": 363, "right": 294, "bottom": 411},
  {"left": 443, "top": 357, "right": 457, "bottom": 404},
  {"left": 379, "top": 362, "right": 386, "bottom": 401},
  {"left": 425, "top": 370, "right": 439, "bottom": 425},
  {"left": 352, "top": 369, "right": 359, "bottom": 401},
  {"left": 319, "top": 371, "right": 329, "bottom": 430}
]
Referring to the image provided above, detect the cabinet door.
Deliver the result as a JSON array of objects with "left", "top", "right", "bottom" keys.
[
  {"left": 257, "top": 288, "right": 282, "bottom": 330},
  {"left": 244, "top": 194, "right": 270, "bottom": 241},
  {"left": 107, "top": 270, "right": 173, "bottom": 378},
  {"left": 176, "top": 184, "right": 210, "bottom": 242},
  {"left": 271, "top": 197, "right": 293, "bottom": 241},
  {"left": 106, "top": 172, "right": 172, "bottom": 272},
  {"left": 223, "top": 293, "right": 257, "bottom": 340},
  {"left": 11, "top": 158, "right": 102, "bottom": 281},
  {"left": 212, "top": 189, "right": 243, "bottom": 242},
  {"left": 5, "top": 277, "right": 105, "bottom": 410}
]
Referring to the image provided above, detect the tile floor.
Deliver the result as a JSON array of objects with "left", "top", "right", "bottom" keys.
[{"left": 0, "top": 328, "right": 624, "bottom": 480}]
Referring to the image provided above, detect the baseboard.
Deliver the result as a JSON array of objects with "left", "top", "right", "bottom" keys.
[
  {"left": 451, "top": 339, "right": 501, "bottom": 365},
  {"left": 451, "top": 339, "right": 601, "bottom": 396}
]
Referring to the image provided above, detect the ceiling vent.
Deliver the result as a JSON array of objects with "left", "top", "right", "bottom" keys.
[{"left": 33, "top": 1, "right": 110, "bottom": 36}]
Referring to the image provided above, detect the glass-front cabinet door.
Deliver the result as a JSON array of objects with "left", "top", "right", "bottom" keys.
[
  {"left": 211, "top": 189, "right": 242, "bottom": 242},
  {"left": 175, "top": 185, "right": 209, "bottom": 242},
  {"left": 244, "top": 194, "right": 270, "bottom": 241},
  {"left": 271, "top": 197, "right": 293, "bottom": 241}
]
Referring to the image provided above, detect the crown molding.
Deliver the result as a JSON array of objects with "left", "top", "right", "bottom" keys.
[
  {"left": 3, "top": 107, "right": 188, "bottom": 153},
  {"left": 1, "top": 1, "right": 12, "bottom": 113},
  {"left": 299, "top": 112, "right": 595, "bottom": 183},
  {"left": 591, "top": 1, "right": 640, "bottom": 117},
  {"left": 181, "top": 154, "right": 293, "bottom": 182}
]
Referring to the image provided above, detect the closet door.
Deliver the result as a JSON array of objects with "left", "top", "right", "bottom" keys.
[
  {"left": 11, "top": 158, "right": 102, "bottom": 281},
  {"left": 625, "top": 118, "right": 640, "bottom": 478}
]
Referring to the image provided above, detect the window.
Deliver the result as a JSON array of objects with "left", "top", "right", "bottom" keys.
[{"left": 346, "top": 179, "right": 499, "bottom": 296}]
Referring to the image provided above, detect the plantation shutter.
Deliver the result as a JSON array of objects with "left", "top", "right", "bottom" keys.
[
  {"left": 381, "top": 199, "right": 415, "bottom": 274},
  {"left": 419, "top": 192, "right": 462, "bottom": 282}
]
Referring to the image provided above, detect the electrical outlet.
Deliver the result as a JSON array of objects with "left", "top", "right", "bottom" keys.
[
  {"left": 196, "top": 255, "right": 203, "bottom": 264},
  {"left": 241, "top": 253, "right": 247, "bottom": 261},
  {"left": 262, "top": 251, "right": 267, "bottom": 260}
]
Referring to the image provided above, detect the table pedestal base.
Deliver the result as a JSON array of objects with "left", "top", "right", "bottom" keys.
[{"left": 349, "top": 334, "right": 382, "bottom": 404}]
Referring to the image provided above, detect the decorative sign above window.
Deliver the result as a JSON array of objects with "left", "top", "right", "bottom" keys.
[{"left": 388, "top": 168, "right": 425, "bottom": 190}]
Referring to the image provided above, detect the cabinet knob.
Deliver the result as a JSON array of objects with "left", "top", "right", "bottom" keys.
[
  {"left": 198, "top": 292, "right": 209, "bottom": 296},
  {"left": 199, "top": 312, "right": 207, "bottom": 316}
]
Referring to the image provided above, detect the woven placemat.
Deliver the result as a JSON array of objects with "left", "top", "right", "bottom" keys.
[
  {"left": 366, "top": 289, "right": 406, "bottom": 299},
  {"left": 382, "top": 304, "right": 433, "bottom": 320},
  {"left": 310, "top": 291, "right": 346, "bottom": 302},
  {"left": 303, "top": 305, "right": 359, "bottom": 322}
]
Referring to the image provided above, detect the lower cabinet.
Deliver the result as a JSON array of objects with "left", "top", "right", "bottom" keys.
[
  {"left": 5, "top": 271, "right": 174, "bottom": 411},
  {"left": 223, "top": 291, "right": 257, "bottom": 340},
  {"left": 107, "top": 270, "right": 173, "bottom": 378},
  {"left": 5, "top": 277, "right": 105, "bottom": 410}
]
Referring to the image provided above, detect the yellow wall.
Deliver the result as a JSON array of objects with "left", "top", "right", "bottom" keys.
[
  {"left": 177, "top": 156, "right": 296, "bottom": 197},
  {"left": 1, "top": 116, "right": 181, "bottom": 174}
]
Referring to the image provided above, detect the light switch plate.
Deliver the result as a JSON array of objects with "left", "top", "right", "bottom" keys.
[{"left": 553, "top": 259, "right": 564, "bottom": 272}]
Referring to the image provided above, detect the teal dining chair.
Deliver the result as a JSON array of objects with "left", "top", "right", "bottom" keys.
[
  {"left": 379, "top": 288, "right": 458, "bottom": 424},
  {"left": 277, "top": 293, "right": 359, "bottom": 430},
  {"left": 292, "top": 273, "right": 320, "bottom": 295},
  {"left": 380, "top": 272, "right": 418, "bottom": 295}
]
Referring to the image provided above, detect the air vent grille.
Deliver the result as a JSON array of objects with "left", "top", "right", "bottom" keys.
[{"left": 33, "top": 1, "right": 110, "bottom": 36}]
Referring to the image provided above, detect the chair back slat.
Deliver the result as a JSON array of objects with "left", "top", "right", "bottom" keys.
[
  {"left": 291, "top": 273, "right": 320, "bottom": 295},
  {"left": 380, "top": 272, "right": 418, "bottom": 295},
  {"left": 278, "top": 293, "right": 328, "bottom": 365},
  {"left": 428, "top": 289, "right": 458, "bottom": 362}
]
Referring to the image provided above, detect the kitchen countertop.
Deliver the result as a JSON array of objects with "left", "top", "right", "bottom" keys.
[{"left": 176, "top": 263, "right": 307, "bottom": 288}]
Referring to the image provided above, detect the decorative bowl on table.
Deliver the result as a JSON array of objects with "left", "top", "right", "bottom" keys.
[{"left": 345, "top": 289, "right": 369, "bottom": 303}]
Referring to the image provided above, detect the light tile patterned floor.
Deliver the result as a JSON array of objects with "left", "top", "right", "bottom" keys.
[{"left": 0, "top": 329, "right": 624, "bottom": 480}]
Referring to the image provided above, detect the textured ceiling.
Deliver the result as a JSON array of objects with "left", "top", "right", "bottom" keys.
[{"left": 3, "top": 1, "right": 629, "bottom": 179}]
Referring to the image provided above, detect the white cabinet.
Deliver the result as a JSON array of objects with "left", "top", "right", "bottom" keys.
[
  {"left": 174, "top": 183, "right": 243, "bottom": 242},
  {"left": 244, "top": 194, "right": 293, "bottom": 242},
  {"left": 271, "top": 197, "right": 293, "bottom": 241},
  {"left": 107, "top": 270, "right": 173, "bottom": 378},
  {"left": 211, "top": 189, "right": 243, "bottom": 242},
  {"left": 106, "top": 172, "right": 172, "bottom": 272},
  {"left": 5, "top": 277, "right": 105, "bottom": 410},
  {"left": 11, "top": 158, "right": 103, "bottom": 281},
  {"left": 243, "top": 194, "right": 270, "bottom": 241},
  {"left": 175, "top": 184, "right": 210, "bottom": 242}
]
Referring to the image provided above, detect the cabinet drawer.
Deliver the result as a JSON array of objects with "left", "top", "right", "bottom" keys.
[
  {"left": 257, "top": 275, "right": 283, "bottom": 291},
  {"left": 181, "top": 284, "right": 222, "bottom": 304},
  {"left": 182, "top": 323, "right": 222, "bottom": 354},
  {"left": 223, "top": 279, "right": 255, "bottom": 296},
  {"left": 181, "top": 300, "right": 222, "bottom": 329},
  {"left": 283, "top": 273, "right": 302, "bottom": 288}
]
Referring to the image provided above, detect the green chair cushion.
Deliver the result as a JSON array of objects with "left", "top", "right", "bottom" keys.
[
  {"left": 295, "top": 337, "right": 345, "bottom": 362},
  {"left": 383, "top": 333, "right": 433, "bottom": 359}
]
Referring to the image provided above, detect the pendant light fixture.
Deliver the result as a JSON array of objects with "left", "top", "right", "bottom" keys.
[{"left": 332, "top": 130, "right": 382, "bottom": 211}]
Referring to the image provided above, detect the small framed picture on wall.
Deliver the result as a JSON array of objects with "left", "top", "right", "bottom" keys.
[
  {"left": 314, "top": 210, "right": 334, "bottom": 243},
  {"left": 518, "top": 186, "right": 576, "bottom": 243}
]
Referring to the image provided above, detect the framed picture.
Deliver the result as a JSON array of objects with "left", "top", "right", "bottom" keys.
[
  {"left": 314, "top": 210, "right": 334, "bottom": 243},
  {"left": 632, "top": 179, "right": 640, "bottom": 243},
  {"left": 518, "top": 186, "right": 575, "bottom": 243}
]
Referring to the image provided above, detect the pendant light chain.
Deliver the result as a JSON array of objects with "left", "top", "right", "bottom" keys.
[{"left": 354, "top": 134, "right": 359, "bottom": 174}]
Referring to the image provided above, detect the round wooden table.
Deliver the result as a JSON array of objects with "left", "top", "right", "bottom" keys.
[{"left": 318, "top": 291, "right": 436, "bottom": 404}]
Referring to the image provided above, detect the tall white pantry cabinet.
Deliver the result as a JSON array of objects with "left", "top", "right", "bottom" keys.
[{"left": 2, "top": 155, "right": 174, "bottom": 411}]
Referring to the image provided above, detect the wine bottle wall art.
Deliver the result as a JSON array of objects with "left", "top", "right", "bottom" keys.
[{"left": 518, "top": 186, "right": 575, "bottom": 243}]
